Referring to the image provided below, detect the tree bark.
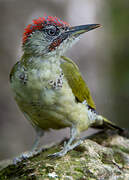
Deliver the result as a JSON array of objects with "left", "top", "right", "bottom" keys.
[{"left": 0, "top": 130, "right": 129, "bottom": 180}]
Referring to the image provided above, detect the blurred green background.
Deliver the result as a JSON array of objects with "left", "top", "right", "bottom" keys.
[{"left": 0, "top": 0, "right": 129, "bottom": 160}]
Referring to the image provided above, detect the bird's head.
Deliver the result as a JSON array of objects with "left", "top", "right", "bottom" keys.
[{"left": 23, "top": 16, "right": 101, "bottom": 57}]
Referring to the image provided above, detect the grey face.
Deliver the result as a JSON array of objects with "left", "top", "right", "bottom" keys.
[
  {"left": 23, "top": 23, "right": 101, "bottom": 57},
  {"left": 23, "top": 24, "right": 69, "bottom": 56}
]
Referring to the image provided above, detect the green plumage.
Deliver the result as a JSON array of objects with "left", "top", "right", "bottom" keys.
[
  {"left": 10, "top": 54, "right": 122, "bottom": 132},
  {"left": 60, "top": 56, "right": 123, "bottom": 132},
  {"left": 9, "top": 19, "right": 125, "bottom": 160},
  {"left": 61, "top": 56, "right": 96, "bottom": 109}
]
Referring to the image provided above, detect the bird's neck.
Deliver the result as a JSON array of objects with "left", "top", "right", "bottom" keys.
[{"left": 22, "top": 53, "right": 61, "bottom": 69}]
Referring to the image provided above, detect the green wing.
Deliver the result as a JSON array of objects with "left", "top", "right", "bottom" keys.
[{"left": 61, "top": 56, "right": 96, "bottom": 109}]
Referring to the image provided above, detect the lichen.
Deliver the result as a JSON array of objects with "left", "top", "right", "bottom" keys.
[{"left": 0, "top": 131, "right": 129, "bottom": 180}]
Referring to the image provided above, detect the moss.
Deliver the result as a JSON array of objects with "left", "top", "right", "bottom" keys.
[
  {"left": 100, "top": 152, "right": 114, "bottom": 165},
  {"left": 112, "top": 145, "right": 129, "bottom": 154},
  {"left": 0, "top": 131, "right": 129, "bottom": 180},
  {"left": 113, "top": 151, "right": 126, "bottom": 166}
]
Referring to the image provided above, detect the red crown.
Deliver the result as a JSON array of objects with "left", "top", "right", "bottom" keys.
[{"left": 23, "top": 16, "right": 69, "bottom": 44}]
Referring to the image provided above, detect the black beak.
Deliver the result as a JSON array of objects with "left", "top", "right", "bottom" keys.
[{"left": 66, "top": 24, "right": 101, "bottom": 37}]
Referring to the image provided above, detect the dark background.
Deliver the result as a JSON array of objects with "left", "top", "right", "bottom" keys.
[{"left": 0, "top": 0, "right": 129, "bottom": 160}]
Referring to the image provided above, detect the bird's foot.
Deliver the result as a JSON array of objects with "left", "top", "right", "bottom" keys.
[
  {"left": 48, "top": 139, "right": 83, "bottom": 158},
  {"left": 13, "top": 150, "right": 38, "bottom": 164},
  {"left": 48, "top": 150, "right": 66, "bottom": 158}
]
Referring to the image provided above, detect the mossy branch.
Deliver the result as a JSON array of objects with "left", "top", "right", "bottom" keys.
[{"left": 0, "top": 130, "right": 129, "bottom": 180}]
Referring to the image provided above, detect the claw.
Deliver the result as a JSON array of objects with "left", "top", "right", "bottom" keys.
[
  {"left": 13, "top": 151, "right": 37, "bottom": 165},
  {"left": 48, "top": 139, "right": 83, "bottom": 158},
  {"left": 13, "top": 157, "right": 22, "bottom": 165},
  {"left": 48, "top": 150, "right": 66, "bottom": 158}
]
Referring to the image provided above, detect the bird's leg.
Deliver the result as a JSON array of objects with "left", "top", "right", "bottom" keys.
[
  {"left": 31, "top": 127, "right": 44, "bottom": 152},
  {"left": 13, "top": 127, "right": 44, "bottom": 164},
  {"left": 49, "top": 126, "right": 83, "bottom": 158}
]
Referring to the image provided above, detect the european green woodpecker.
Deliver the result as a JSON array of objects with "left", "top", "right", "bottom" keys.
[{"left": 10, "top": 16, "right": 123, "bottom": 162}]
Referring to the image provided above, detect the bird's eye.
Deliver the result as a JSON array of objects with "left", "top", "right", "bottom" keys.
[
  {"left": 46, "top": 26, "right": 59, "bottom": 36},
  {"left": 47, "top": 29, "right": 56, "bottom": 36}
]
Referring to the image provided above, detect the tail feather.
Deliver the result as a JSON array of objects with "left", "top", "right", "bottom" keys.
[
  {"left": 91, "top": 115, "right": 124, "bottom": 133},
  {"left": 102, "top": 116, "right": 124, "bottom": 132},
  {"left": 85, "top": 103, "right": 128, "bottom": 137}
]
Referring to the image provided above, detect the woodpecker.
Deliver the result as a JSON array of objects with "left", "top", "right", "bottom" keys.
[{"left": 10, "top": 16, "right": 123, "bottom": 162}]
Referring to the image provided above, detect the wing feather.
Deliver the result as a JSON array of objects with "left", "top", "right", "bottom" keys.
[{"left": 61, "top": 56, "right": 96, "bottom": 109}]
